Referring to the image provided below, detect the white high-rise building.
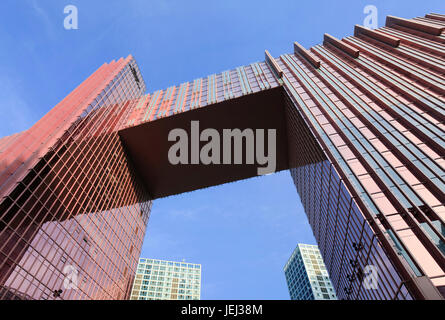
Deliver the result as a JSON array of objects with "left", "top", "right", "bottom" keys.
[
  {"left": 130, "top": 258, "right": 201, "bottom": 300},
  {"left": 284, "top": 244, "right": 337, "bottom": 300}
]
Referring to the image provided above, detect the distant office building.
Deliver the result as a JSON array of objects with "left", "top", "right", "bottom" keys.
[
  {"left": 130, "top": 258, "right": 201, "bottom": 300},
  {"left": 284, "top": 244, "right": 337, "bottom": 300}
]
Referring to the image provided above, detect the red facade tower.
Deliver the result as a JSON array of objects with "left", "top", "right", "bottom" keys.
[
  {"left": 0, "top": 56, "right": 151, "bottom": 299},
  {"left": 0, "top": 13, "right": 444, "bottom": 299}
]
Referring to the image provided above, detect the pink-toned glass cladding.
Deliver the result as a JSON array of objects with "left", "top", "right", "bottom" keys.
[
  {"left": 0, "top": 13, "right": 444, "bottom": 299},
  {"left": 0, "top": 56, "right": 152, "bottom": 299},
  {"left": 281, "top": 13, "right": 444, "bottom": 299}
]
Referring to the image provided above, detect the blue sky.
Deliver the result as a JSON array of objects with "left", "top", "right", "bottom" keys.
[{"left": 0, "top": 0, "right": 443, "bottom": 299}]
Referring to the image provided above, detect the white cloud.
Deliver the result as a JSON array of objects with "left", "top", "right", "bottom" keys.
[
  {"left": 30, "top": 0, "right": 56, "bottom": 40},
  {"left": 127, "top": 0, "right": 173, "bottom": 17},
  {"left": 0, "top": 76, "right": 35, "bottom": 137}
]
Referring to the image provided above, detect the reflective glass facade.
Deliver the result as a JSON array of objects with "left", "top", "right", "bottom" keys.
[
  {"left": 130, "top": 258, "right": 201, "bottom": 300},
  {"left": 282, "top": 14, "right": 445, "bottom": 299},
  {"left": 0, "top": 13, "right": 444, "bottom": 300},
  {"left": 284, "top": 244, "right": 337, "bottom": 300},
  {"left": 0, "top": 57, "right": 151, "bottom": 299}
]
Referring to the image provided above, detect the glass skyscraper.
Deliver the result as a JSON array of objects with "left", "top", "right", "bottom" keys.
[
  {"left": 130, "top": 258, "right": 201, "bottom": 300},
  {"left": 0, "top": 12, "right": 444, "bottom": 299},
  {"left": 284, "top": 244, "right": 337, "bottom": 300}
]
